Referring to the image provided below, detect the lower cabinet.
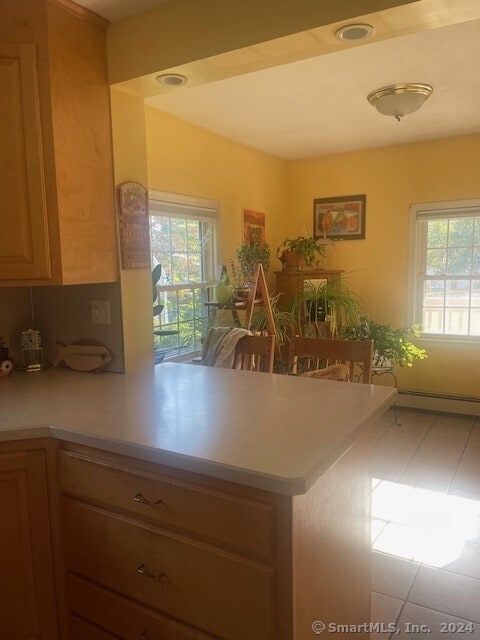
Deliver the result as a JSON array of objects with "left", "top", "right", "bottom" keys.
[
  {"left": 67, "top": 574, "right": 219, "bottom": 640},
  {"left": 59, "top": 437, "right": 371, "bottom": 640},
  {"left": 59, "top": 444, "right": 280, "bottom": 640},
  {"left": 0, "top": 448, "right": 59, "bottom": 640}
]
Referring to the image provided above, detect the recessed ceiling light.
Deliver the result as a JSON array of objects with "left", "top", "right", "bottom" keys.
[
  {"left": 156, "top": 73, "right": 188, "bottom": 87},
  {"left": 335, "top": 24, "right": 375, "bottom": 42}
]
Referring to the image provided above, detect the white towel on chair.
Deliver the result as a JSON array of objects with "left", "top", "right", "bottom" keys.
[{"left": 202, "top": 327, "right": 251, "bottom": 368}]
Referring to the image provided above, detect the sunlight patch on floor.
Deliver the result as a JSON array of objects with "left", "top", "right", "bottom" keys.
[{"left": 372, "top": 479, "right": 480, "bottom": 568}]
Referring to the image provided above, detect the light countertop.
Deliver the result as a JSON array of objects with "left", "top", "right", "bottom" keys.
[{"left": 0, "top": 363, "right": 395, "bottom": 495}]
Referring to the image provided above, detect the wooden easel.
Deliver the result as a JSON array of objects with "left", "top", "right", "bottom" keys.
[{"left": 245, "top": 264, "right": 276, "bottom": 337}]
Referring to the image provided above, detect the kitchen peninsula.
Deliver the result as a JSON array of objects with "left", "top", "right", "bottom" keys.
[{"left": 0, "top": 363, "right": 395, "bottom": 640}]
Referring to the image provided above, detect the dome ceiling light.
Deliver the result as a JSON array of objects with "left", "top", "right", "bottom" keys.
[
  {"left": 335, "top": 24, "right": 375, "bottom": 42},
  {"left": 156, "top": 73, "right": 188, "bottom": 87},
  {"left": 367, "top": 83, "right": 434, "bottom": 121}
]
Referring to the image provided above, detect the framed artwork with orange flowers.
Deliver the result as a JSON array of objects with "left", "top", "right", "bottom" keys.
[{"left": 313, "top": 194, "right": 366, "bottom": 240}]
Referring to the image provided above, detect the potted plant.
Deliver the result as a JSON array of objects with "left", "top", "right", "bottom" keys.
[
  {"left": 277, "top": 236, "right": 326, "bottom": 271},
  {"left": 291, "top": 278, "right": 364, "bottom": 337},
  {"left": 339, "top": 319, "right": 427, "bottom": 368},
  {"left": 152, "top": 264, "right": 164, "bottom": 320},
  {"left": 214, "top": 265, "right": 233, "bottom": 304},
  {"left": 250, "top": 294, "right": 295, "bottom": 346},
  {"left": 235, "top": 238, "right": 270, "bottom": 289}
]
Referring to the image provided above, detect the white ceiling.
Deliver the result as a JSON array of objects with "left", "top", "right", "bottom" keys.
[
  {"left": 146, "top": 19, "right": 480, "bottom": 160},
  {"left": 74, "top": 0, "right": 172, "bottom": 21}
]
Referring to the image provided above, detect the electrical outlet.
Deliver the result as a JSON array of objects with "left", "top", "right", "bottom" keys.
[{"left": 91, "top": 300, "right": 111, "bottom": 325}]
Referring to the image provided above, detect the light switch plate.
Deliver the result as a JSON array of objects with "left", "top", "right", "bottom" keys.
[{"left": 91, "top": 299, "right": 111, "bottom": 325}]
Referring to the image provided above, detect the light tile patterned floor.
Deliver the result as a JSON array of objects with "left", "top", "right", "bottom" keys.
[{"left": 371, "top": 408, "right": 480, "bottom": 639}]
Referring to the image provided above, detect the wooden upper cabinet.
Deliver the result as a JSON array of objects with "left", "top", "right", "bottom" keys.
[
  {"left": 0, "top": 0, "right": 118, "bottom": 285},
  {"left": 0, "top": 43, "right": 51, "bottom": 280},
  {"left": 0, "top": 450, "right": 59, "bottom": 640}
]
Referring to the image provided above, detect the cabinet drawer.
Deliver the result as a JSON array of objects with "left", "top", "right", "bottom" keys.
[
  {"left": 59, "top": 449, "right": 274, "bottom": 559},
  {"left": 70, "top": 615, "right": 120, "bottom": 640},
  {"left": 63, "top": 498, "right": 274, "bottom": 640},
  {"left": 67, "top": 574, "right": 217, "bottom": 640}
]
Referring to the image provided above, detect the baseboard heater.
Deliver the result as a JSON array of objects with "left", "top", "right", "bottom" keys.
[{"left": 397, "top": 388, "right": 480, "bottom": 416}]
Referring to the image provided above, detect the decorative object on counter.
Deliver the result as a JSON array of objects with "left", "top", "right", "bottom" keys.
[
  {"left": 54, "top": 341, "right": 112, "bottom": 372},
  {"left": 0, "top": 337, "right": 13, "bottom": 378},
  {"left": 214, "top": 265, "right": 233, "bottom": 304},
  {"left": 243, "top": 209, "right": 265, "bottom": 244},
  {"left": 117, "top": 181, "right": 150, "bottom": 269},
  {"left": 313, "top": 194, "right": 366, "bottom": 241},
  {"left": 19, "top": 329, "right": 46, "bottom": 372},
  {"left": 277, "top": 236, "right": 326, "bottom": 271}
]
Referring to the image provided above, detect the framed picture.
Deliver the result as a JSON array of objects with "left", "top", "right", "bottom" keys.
[
  {"left": 313, "top": 194, "right": 366, "bottom": 240},
  {"left": 243, "top": 209, "right": 265, "bottom": 244}
]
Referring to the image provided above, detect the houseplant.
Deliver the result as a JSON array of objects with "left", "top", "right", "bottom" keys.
[
  {"left": 214, "top": 265, "right": 233, "bottom": 304},
  {"left": 235, "top": 238, "right": 270, "bottom": 288},
  {"left": 339, "top": 319, "right": 427, "bottom": 368},
  {"left": 250, "top": 294, "right": 295, "bottom": 346},
  {"left": 277, "top": 236, "right": 326, "bottom": 271},
  {"left": 291, "top": 278, "right": 364, "bottom": 337}
]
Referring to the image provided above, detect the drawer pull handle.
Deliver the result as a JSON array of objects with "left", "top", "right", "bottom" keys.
[
  {"left": 134, "top": 492, "right": 165, "bottom": 508},
  {"left": 137, "top": 563, "right": 167, "bottom": 581}
]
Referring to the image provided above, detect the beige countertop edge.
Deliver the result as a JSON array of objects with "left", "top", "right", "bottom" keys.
[
  {"left": 0, "top": 390, "right": 395, "bottom": 497},
  {"left": 302, "top": 392, "right": 396, "bottom": 493}
]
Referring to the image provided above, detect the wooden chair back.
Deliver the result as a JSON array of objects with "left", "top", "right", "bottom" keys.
[
  {"left": 288, "top": 336, "right": 373, "bottom": 383},
  {"left": 234, "top": 334, "right": 275, "bottom": 373}
]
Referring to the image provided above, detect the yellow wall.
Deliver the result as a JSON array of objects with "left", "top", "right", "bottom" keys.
[
  {"left": 288, "top": 133, "right": 480, "bottom": 396},
  {"left": 110, "top": 88, "right": 153, "bottom": 372},
  {"left": 145, "top": 106, "right": 289, "bottom": 284}
]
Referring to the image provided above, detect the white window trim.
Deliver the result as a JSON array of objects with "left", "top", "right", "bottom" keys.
[
  {"left": 149, "top": 190, "right": 220, "bottom": 271},
  {"left": 148, "top": 189, "right": 221, "bottom": 362},
  {"left": 408, "top": 198, "right": 480, "bottom": 343}
]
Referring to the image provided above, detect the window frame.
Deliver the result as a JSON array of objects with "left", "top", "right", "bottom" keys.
[
  {"left": 408, "top": 198, "right": 480, "bottom": 343},
  {"left": 149, "top": 190, "right": 220, "bottom": 358}
]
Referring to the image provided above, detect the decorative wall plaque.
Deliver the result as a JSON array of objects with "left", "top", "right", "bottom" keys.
[{"left": 117, "top": 181, "right": 150, "bottom": 269}]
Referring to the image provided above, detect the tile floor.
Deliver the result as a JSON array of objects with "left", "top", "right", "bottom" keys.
[{"left": 371, "top": 408, "right": 480, "bottom": 639}]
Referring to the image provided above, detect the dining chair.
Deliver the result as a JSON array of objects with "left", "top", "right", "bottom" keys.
[
  {"left": 288, "top": 335, "right": 373, "bottom": 383},
  {"left": 234, "top": 334, "right": 275, "bottom": 373}
]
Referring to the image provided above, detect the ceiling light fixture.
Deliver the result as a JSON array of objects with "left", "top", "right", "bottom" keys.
[
  {"left": 156, "top": 73, "right": 188, "bottom": 87},
  {"left": 335, "top": 24, "right": 375, "bottom": 42},
  {"left": 367, "top": 83, "right": 433, "bottom": 121}
]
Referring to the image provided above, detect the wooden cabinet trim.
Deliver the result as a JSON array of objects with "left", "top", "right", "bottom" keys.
[
  {"left": 0, "top": 42, "right": 51, "bottom": 280},
  {"left": 0, "top": 447, "right": 59, "bottom": 639}
]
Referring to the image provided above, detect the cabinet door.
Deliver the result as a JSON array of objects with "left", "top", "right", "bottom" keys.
[
  {"left": 0, "top": 450, "right": 58, "bottom": 639},
  {"left": 0, "top": 43, "right": 51, "bottom": 280}
]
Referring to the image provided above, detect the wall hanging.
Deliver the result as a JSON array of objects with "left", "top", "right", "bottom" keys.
[
  {"left": 117, "top": 181, "right": 150, "bottom": 269},
  {"left": 313, "top": 194, "right": 366, "bottom": 241}
]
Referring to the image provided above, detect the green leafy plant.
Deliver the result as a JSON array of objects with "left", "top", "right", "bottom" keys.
[
  {"left": 291, "top": 278, "right": 364, "bottom": 336},
  {"left": 152, "top": 264, "right": 164, "bottom": 318},
  {"left": 277, "top": 236, "right": 326, "bottom": 267},
  {"left": 215, "top": 264, "right": 230, "bottom": 285},
  {"left": 250, "top": 294, "right": 295, "bottom": 345},
  {"left": 236, "top": 239, "right": 270, "bottom": 286},
  {"left": 339, "top": 319, "right": 427, "bottom": 368}
]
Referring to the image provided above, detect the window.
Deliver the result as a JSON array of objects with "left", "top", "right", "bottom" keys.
[
  {"left": 149, "top": 192, "right": 218, "bottom": 360},
  {"left": 409, "top": 200, "right": 480, "bottom": 339}
]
